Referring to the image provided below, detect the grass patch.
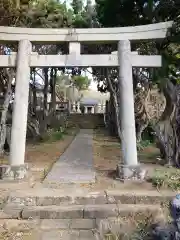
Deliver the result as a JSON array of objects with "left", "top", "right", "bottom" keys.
[
  {"left": 0, "top": 231, "right": 39, "bottom": 240},
  {"left": 40, "top": 127, "right": 68, "bottom": 143},
  {"left": 137, "top": 140, "right": 153, "bottom": 151},
  {"left": 138, "top": 144, "right": 160, "bottom": 164},
  {"left": 138, "top": 151, "right": 159, "bottom": 164},
  {"left": 129, "top": 219, "right": 153, "bottom": 240},
  {"left": 51, "top": 130, "right": 64, "bottom": 141},
  {"left": 149, "top": 168, "right": 180, "bottom": 190},
  {"left": 102, "top": 216, "right": 156, "bottom": 240}
]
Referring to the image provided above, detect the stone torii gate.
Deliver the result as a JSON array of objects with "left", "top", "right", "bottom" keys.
[{"left": 0, "top": 21, "right": 173, "bottom": 180}]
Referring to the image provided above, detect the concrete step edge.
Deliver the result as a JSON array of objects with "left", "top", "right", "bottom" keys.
[
  {"left": 0, "top": 218, "right": 97, "bottom": 231},
  {"left": 0, "top": 227, "right": 98, "bottom": 240},
  {"left": 0, "top": 215, "right": 166, "bottom": 233},
  {"left": 7, "top": 189, "right": 175, "bottom": 206},
  {"left": 2, "top": 203, "right": 163, "bottom": 220}
]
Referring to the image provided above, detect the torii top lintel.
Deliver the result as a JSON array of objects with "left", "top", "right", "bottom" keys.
[{"left": 0, "top": 21, "right": 173, "bottom": 43}]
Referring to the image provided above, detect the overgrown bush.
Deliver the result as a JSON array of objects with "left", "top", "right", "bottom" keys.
[
  {"left": 102, "top": 217, "right": 153, "bottom": 240},
  {"left": 40, "top": 126, "right": 67, "bottom": 143},
  {"left": 150, "top": 168, "right": 180, "bottom": 190},
  {"left": 137, "top": 139, "right": 152, "bottom": 151}
]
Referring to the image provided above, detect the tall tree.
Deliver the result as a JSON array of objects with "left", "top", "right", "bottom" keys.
[
  {"left": 95, "top": 0, "right": 180, "bottom": 166},
  {"left": 95, "top": 0, "right": 179, "bottom": 27},
  {"left": 0, "top": 0, "right": 77, "bottom": 150},
  {"left": 71, "top": 0, "right": 83, "bottom": 14}
]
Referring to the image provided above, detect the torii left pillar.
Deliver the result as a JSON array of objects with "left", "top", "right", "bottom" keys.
[{"left": 0, "top": 40, "right": 31, "bottom": 180}]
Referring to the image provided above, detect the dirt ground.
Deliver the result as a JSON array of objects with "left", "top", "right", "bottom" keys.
[
  {"left": 0, "top": 128, "right": 177, "bottom": 239},
  {"left": 0, "top": 128, "right": 177, "bottom": 240},
  {"left": 0, "top": 128, "right": 78, "bottom": 204},
  {"left": 0, "top": 128, "right": 78, "bottom": 182},
  {"left": 0, "top": 127, "right": 176, "bottom": 196},
  {"left": 88, "top": 129, "right": 162, "bottom": 191}
]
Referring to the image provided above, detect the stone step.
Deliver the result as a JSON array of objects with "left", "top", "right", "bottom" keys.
[
  {"left": 0, "top": 214, "right": 165, "bottom": 233},
  {"left": 40, "top": 229, "right": 98, "bottom": 240},
  {"left": 3, "top": 203, "right": 162, "bottom": 220},
  {"left": 7, "top": 189, "right": 175, "bottom": 206},
  {"left": 0, "top": 227, "right": 98, "bottom": 240},
  {"left": 0, "top": 219, "right": 96, "bottom": 231}
]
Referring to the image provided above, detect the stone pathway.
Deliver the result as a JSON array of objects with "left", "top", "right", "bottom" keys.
[
  {"left": 43, "top": 129, "right": 95, "bottom": 184},
  {"left": 0, "top": 228, "right": 98, "bottom": 240}
]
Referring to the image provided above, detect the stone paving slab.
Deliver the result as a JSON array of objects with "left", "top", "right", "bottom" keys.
[
  {"left": 21, "top": 205, "right": 84, "bottom": 219},
  {"left": 7, "top": 188, "right": 175, "bottom": 206},
  {"left": 40, "top": 230, "right": 96, "bottom": 240},
  {"left": 3, "top": 203, "right": 162, "bottom": 220},
  {"left": 43, "top": 129, "right": 95, "bottom": 184},
  {"left": 0, "top": 230, "right": 97, "bottom": 240},
  {"left": 0, "top": 219, "right": 95, "bottom": 231},
  {"left": 40, "top": 219, "right": 95, "bottom": 230}
]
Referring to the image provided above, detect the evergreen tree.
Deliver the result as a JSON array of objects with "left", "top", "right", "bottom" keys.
[{"left": 71, "top": 0, "right": 83, "bottom": 14}]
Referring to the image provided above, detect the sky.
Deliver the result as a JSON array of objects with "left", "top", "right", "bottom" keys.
[
  {"left": 36, "top": 67, "right": 97, "bottom": 90},
  {"left": 65, "top": 0, "right": 95, "bottom": 8},
  {"left": 58, "top": 0, "right": 97, "bottom": 90},
  {"left": 82, "top": 68, "right": 97, "bottom": 90},
  {"left": 61, "top": 0, "right": 97, "bottom": 90},
  {"left": 35, "top": 1, "right": 97, "bottom": 90}
]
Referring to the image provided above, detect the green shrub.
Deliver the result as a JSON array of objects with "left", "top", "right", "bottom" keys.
[
  {"left": 103, "top": 219, "right": 152, "bottom": 240},
  {"left": 137, "top": 140, "right": 152, "bottom": 151},
  {"left": 39, "top": 127, "right": 67, "bottom": 143},
  {"left": 51, "top": 130, "right": 64, "bottom": 141},
  {"left": 150, "top": 168, "right": 180, "bottom": 190}
]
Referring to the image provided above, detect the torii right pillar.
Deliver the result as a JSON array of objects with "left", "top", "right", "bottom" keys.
[{"left": 117, "top": 40, "right": 145, "bottom": 181}]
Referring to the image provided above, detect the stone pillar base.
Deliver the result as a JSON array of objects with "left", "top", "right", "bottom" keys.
[
  {"left": 116, "top": 164, "right": 147, "bottom": 182},
  {"left": 0, "top": 164, "right": 28, "bottom": 181}
]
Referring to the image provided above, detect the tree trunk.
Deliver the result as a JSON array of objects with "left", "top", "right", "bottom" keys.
[
  {"left": 41, "top": 68, "right": 49, "bottom": 134},
  {"left": 136, "top": 121, "right": 149, "bottom": 143},
  {"left": 49, "top": 68, "right": 57, "bottom": 126},
  {"left": 27, "top": 109, "right": 41, "bottom": 140},
  {"left": 107, "top": 93, "right": 118, "bottom": 136},
  {"left": 111, "top": 91, "right": 121, "bottom": 140},
  {"left": 174, "top": 85, "right": 180, "bottom": 167},
  {"left": 154, "top": 80, "right": 180, "bottom": 167},
  {"left": 51, "top": 68, "right": 57, "bottom": 112},
  {"left": 106, "top": 75, "right": 121, "bottom": 140},
  {"left": 32, "top": 68, "right": 37, "bottom": 115},
  {"left": 0, "top": 69, "right": 13, "bottom": 156}
]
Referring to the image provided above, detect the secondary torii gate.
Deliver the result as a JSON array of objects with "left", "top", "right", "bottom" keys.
[{"left": 0, "top": 21, "right": 173, "bottom": 180}]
